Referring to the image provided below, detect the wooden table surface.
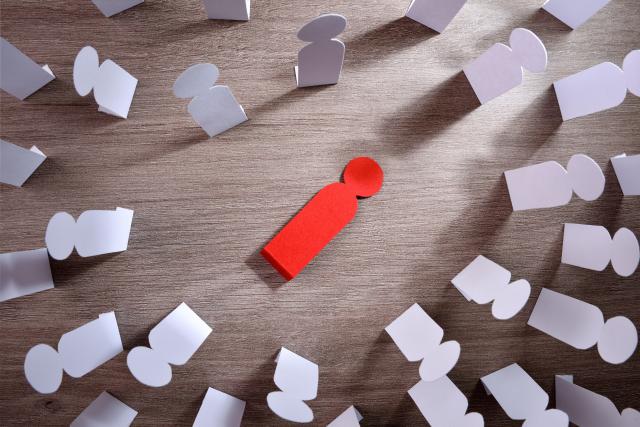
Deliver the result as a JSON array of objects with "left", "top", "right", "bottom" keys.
[{"left": 1, "top": 0, "right": 639, "bottom": 425}]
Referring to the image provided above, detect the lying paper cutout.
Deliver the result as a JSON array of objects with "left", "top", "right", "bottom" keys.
[
  {"left": 91, "top": 0, "right": 143, "bottom": 17},
  {"left": 73, "top": 46, "right": 137, "bottom": 118},
  {"left": 0, "top": 248, "right": 53, "bottom": 302},
  {"left": 127, "top": 302, "right": 212, "bottom": 387},
  {"left": 405, "top": 0, "right": 467, "bottom": 32},
  {"left": 451, "top": 255, "right": 531, "bottom": 319},
  {"left": 262, "top": 157, "right": 383, "bottom": 280},
  {"left": 24, "top": 312, "right": 123, "bottom": 393},
  {"left": 505, "top": 154, "right": 604, "bottom": 211},
  {"left": 409, "top": 377, "right": 484, "bottom": 426},
  {"left": 528, "top": 288, "right": 638, "bottom": 364},
  {"left": 45, "top": 208, "right": 134, "bottom": 260},
  {"left": 173, "top": 63, "right": 247, "bottom": 137},
  {"left": 203, "top": 0, "right": 249, "bottom": 20},
  {"left": 463, "top": 28, "right": 547, "bottom": 104},
  {"left": 542, "top": 0, "right": 611, "bottom": 29},
  {"left": 295, "top": 14, "right": 347, "bottom": 87},
  {"left": 554, "top": 50, "right": 640, "bottom": 121},
  {"left": 193, "top": 387, "right": 246, "bottom": 427},
  {"left": 267, "top": 347, "right": 319, "bottom": 423},
  {"left": 561, "top": 224, "right": 639, "bottom": 277},
  {"left": 71, "top": 391, "right": 137, "bottom": 427},
  {"left": 0, "top": 37, "right": 55, "bottom": 100},
  {"left": 327, "top": 406, "right": 363, "bottom": 427},
  {"left": 0, "top": 139, "right": 47, "bottom": 187},
  {"left": 611, "top": 154, "right": 640, "bottom": 196}
]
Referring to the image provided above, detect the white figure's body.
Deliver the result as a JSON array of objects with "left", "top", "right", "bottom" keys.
[
  {"left": 73, "top": 46, "right": 138, "bottom": 119},
  {"left": 409, "top": 377, "right": 484, "bottom": 427},
  {"left": 554, "top": 50, "right": 640, "bottom": 121},
  {"left": 173, "top": 63, "right": 247, "bottom": 138},
  {"left": 463, "top": 28, "right": 547, "bottom": 104},
  {"left": 505, "top": 154, "right": 604, "bottom": 211},
  {"left": 327, "top": 406, "right": 363, "bottom": 427},
  {"left": 562, "top": 224, "right": 639, "bottom": 277},
  {"left": 24, "top": 312, "right": 123, "bottom": 394},
  {"left": 45, "top": 208, "right": 134, "bottom": 260},
  {"left": 0, "top": 248, "right": 53, "bottom": 302},
  {"left": 71, "top": 391, "right": 138, "bottom": 427},
  {"left": 91, "top": 0, "right": 143, "bottom": 17},
  {"left": 528, "top": 288, "right": 638, "bottom": 364},
  {"left": 0, "top": 139, "right": 46, "bottom": 187},
  {"left": 405, "top": 0, "right": 467, "bottom": 33},
  {"left": 385, "top": 303, "right": 460, "bottom": 381},
  {"left": 203, "top": 0, "right": 249, "bottom": 21},
  {"left": 295, "top": 14, "right": 347, "bottom": 88},
  {"left": 542, "top": 0, "right": 611, "bottom": 29},
  {"left": 0, "top": 37, "right": 55, "bottom": 100},
  {"left": 611, "top": 154, "right": 640, "bottom": 196},
  {"left": 193, "top": 387, "right": 246, "bottom": 427},
  {"left": 481, "top": 363, "right": 568, "bottom": 427},
  {"left": 267, "top": 347, "right": 319, "bottom": 423}
]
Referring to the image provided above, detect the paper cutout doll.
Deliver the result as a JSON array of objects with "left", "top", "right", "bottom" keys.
[
  {"left": 45, "top": 208, "right": 134, "bottom": 260},
  {"left": 173, "top": 63, "right": 247, "bottom": 138},
  {"left": 90, "top": 0, "right": 143, "bottom": 17},
  {"left": 295, "top": 14, "right": 347, "bottom": 88},
  {"left": 0, "top": 139, "right": 46, "bottom": 187},
  {"left": 451, "top": 255, "right": 531, "bottom": 320},
  {"left": 328, "top": 406, "right": 363, "bottom": 427},
  {"left": 611, "top": 153, "right": 640, "bottom": 196},
  {"left": 554, "top": 50, "right": 640, "bottom": 121},
  {"left": 542, "top": 0, "right": 611, "bottom": 29},
  {"left": 71, "top": 391, "right": 138, "bottom": 427},
  {"left": 481, "top": 363, "right": 568, "bottom": 427},
  {"left": 463, "top": 28, "right": 547, "bottom": 104},
  {"left": 528, "top": 288, "right": 638, "bottom": 364},
  {"left": 127, "top": 302, "right": 212, "bottom": 387},
  {"left": 0, "top": 37, "right": 55, "bottom": 100},
  {"left": 267, "top": 347, "right": 319, "bottom": 423},
  {"left": 505, "top": 154, "right": 605, "bottom": 211},
  {"left": 385, "top": 303, "right": 461, "bottom": 381},
  {"left": 405, "top": 0, "right": 467, "bottom": 33},
  {"left": 0, "top": 248, "right": 54, "bottom": 302},
  {"left": 409, "top": 377, "right": 484, "bottom": 427},
  {"left": 193, "top": 387, "right": 246, "bottom": 427},
  {"left": 203, "top": 0, "right": 250, "bottom": 21},
  {"left": 262, "top": 157, "right": 383, "bottom": 280},
  {"left": 73, "top": 46, "right": 138, "bottom": 119},
  {"left": 24, "top": 312, "right": 123, "bottom": 394}
]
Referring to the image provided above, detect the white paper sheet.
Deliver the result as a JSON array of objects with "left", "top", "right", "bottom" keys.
[
  {"left": 611, "top": 154, "right": 640, "bottom": 196},
  {"left": 542, "top": 0, "right": 611, "bottom": 29},
  {"left": 404, "top": 0, "right": 467, "bottom": 33},
  {"left": 296, "top": 14, "right": 347, "bottom": 87},
  {"left": 193, "top": 387, "right": 246, "bottom": 427},
  {"left": 0, "top": 37, "right": 55, "bottom": 100},
  {"left": 91, "top": 0, "right": 143, "bottom": 17},
  {"left": 0, "top": 248, "right": 53, "bottom": 302},
  {"left": 409, "top": 377, "right": 484, "bottom": 426},
  {"left": 71, "top": 391, "right": 138, "bottom": 427},
  {"left": 0, "top": 139, "right": 47, "bottom": 187},
  {"left": 203, "top": 0, "right": 250, "bottom": 20},
  {"left": 327, "top": 406, "right": 362, "bottom": 427}
]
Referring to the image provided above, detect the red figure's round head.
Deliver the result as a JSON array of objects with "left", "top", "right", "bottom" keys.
[{"left": 343, "top": 157, "right": 383, "bottom": 198}]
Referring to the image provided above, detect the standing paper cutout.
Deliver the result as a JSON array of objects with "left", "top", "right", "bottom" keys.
[
  {"left": 528, "top": 288, "right": 638, "bottom": 364},
  {"left": 127, "top": 302, "right": 212, "bottom": 387},
  {"left": 554, "top": 50, "right": 640, "bottom": 121},
  {"left": 90, "top": 0, "right": 143, "bottom": 17},
  {"left": 542, "top": 0, "right": 611, "bottom": 29},
  {"left": 203, "top": 0, "right": 250, "bottom": 20},
  {"left": 611, "top": 154, "right": 640, "bottom": 196},
  {"left": 73, "top": 46, "right": 138, "bottom": 119},
  {"left": 0, "top": 248, "right": 54, "bottom": 302},
  {"left": 327, "top": 406, "right": 363, "bottom": 427},
  {"left": 173, "top": 63, "right": 247, "bottom": 138},
  {"left": 409, "top": 377, "right": 484, "bottom": 426},
  {"left": 451, "top": 255, "right": 531, "bottom": 320},
  {"left": 24, "top": 312, "right": 123, "bottom": 394},
  {"left": 463, "top": 28, "right": 547, "bottom": 104},
  {"left": 404, "top": 0, "right": 467, "bottom": 33},
  {"left": 295, "top": 14, "right": 347, "bottom": 88},
  {"left": 385, "top": 303, "right": 461, "bottom": 381},
  {"left": 267, "top": 347, "right": 319, "bottom": 423},
  {"left": 0, "top": 37, "right": 55, "bottom": 100},
  {"left": 481, "top": 363, "right": 568, "bottom": 427},
  {"left": 261, "top": 157, "right": 383, "bottom": 281},
  {"left": 71, "top": 391, "right": 138, "bottom": 427},
  {"left": 0, "top": 139, "right": 46, "bottom": 187},
  {"left": 505, "top": 154, "right": 605, "bottom": 211},
  {"left": 193, "top": 387, "right": 246, "bottom": 427}
]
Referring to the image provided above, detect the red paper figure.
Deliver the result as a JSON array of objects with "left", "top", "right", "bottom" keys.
[{"left": 261, "top": 157, "right": 384, "bottom": 280}]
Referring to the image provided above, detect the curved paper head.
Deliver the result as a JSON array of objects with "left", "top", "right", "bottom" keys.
[
  {"left": 297, "top": 14, "right": 347, "bottom": 42},
  {"left": 273, "top": 347, "right": 318, "bottom": 400},
  {"left": 24, "top": 344, "right": 63, "bottom": 394},
  {"left": 385, "top": 303, "right": 444, "bottom": 362},
  {"left": 597, "top": 316, "right": 638, "bottom": 364},
  {"left": 173, "top": 63, "right": 220, "bottom": 99},
  {"left": 343, "top": 157, "right": 383, "bottom": 197},
  {"left": 509, "top": 28, "right": 547, "bottom": 73},
  {"left": 418, "top": 340, "right": 460, "bottom": 382},
  {"left": 267, "top": 391, "right": 314, "bottom": 423},
  {"left": 521, "top": 409, "right": 568, "bottom": 427},
  {"left": 74, "top": 46, "right": 100, "bottom": 96},
  {"left": 622, "top": 50, "right": 640, "bottom": 96},
  {"left": 45, "top": 212, "right": 76, "bottom": 260},
  {"left": 127, "top": 346, "right": 173, "bottom": 387},
  {"left": 566, "top": 154, "right": 605, "bottom": 202},
  {"left": 491, "top": 279, "right": 531, "bottom": 320},
  {"left": 611, "top": 227, "right": 640, "bottom": 277}
]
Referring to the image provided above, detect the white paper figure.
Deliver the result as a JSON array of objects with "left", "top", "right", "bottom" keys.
[
  {"left": 91, "top": 0, "right": 143, "bottom": 17},
  {"left": 45, "top": 208, "right": 134, "bottom": 260},
  {"left": 71, "top": 391, "right": 138, "bottom": 427},
  {"left": 561, "top": 224, "right": 639, "bottom": 277},
  {"left": 0, "top": 248, "right": 53, "bottom": 302},
  {"left": 463, "top": 28, "right": 547, "bottom": 104},
  {"left": 528, "top": 288, "right": 638, "bottom": 364},
  {"left": 0, "top": 139, "right": 46, "bottom": 187},
  {"left": 554, "top": 50, "right": 640, "bottom": 121},
  {"left": 405, "top": 0, "right": 467, "bottom": 33},
  {"left": 127, "top": 302, "right": 212, "bottom": 387},
  {"left": 193, "top": 387, "right": 246, "bottom": 427},
  {"left": 505, "top": 154, "right": 605, "bottom": 211},
  {"left": 295, "top": 14, "right": 347, "bottom": 88},
  {"left": 409, "top": 377, "right": 484, "bottom": 427},
  {"left": 203, "top": 0, "right": 249, "bottom": 20},
  {"left": 385, "top": 303, "right": 460, "bottom": 382},
  {"left": 267, "top": 347, "right": 319, "bottom": 423},
  {"left": 24, "top": 312, "right": 123, "bottom": 394},
  {"left": 611, "top": 154, "right": 640, "bottom": 196},
  {"left": 73, "top": 46, "right": 137, "bottom": 119},
  {"left": 481, "top": 363, "right": 568, "bottom": 427},
  {"left": 173, "top": 63, "right": 247, "bottom": 138},
  {"left": 327, "top": 406, "right": 363, "bottom": 427},
  {"left": 0, "top": 37, "right": 55, "bottom": 100},
  {"left": 542, "top": 0, "right": 611, "bottom": 29}
]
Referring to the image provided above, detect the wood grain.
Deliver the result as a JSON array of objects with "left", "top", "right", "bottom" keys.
[{"left": 1, "top": 0, "right": 639, "bottom": 425}]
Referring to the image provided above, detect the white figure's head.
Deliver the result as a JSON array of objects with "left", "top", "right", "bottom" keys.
[
  {"left": 24, "top": 344, "right": 63, "bottom": 394},
  {"left": 45, "top": 212, "right": 77, "bottom": 260},
  {"left": 622, "top": 50, "right": 640, "bottom": 97},
  {"left": 509, "top": 28, "right": 547, "bottom": 73},
  {"left": 73, "top": 46, "right": 101, "bottom": 97},
  {"left": 297, "top": 14, "right": 347, "bottom": 43},
  {"left": 127, "top": 346, "right": 173, "bottom": 387},
  {"left": 597, "top": 316, "right": 638, "bottom": 364},
  {"left": 565, "top": 154, "right": 605, "bottom": 202},
  {"left": 173, "top": 63, "right": 219, "bottom": 99}
]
